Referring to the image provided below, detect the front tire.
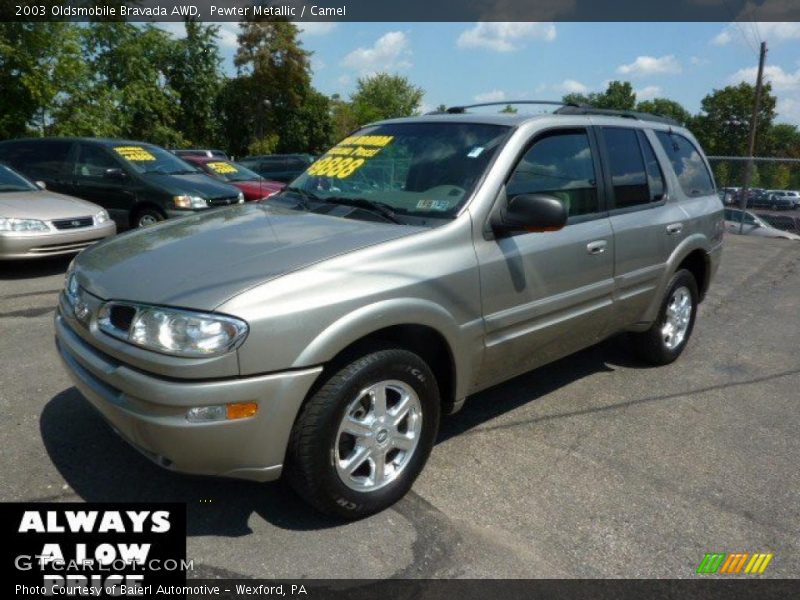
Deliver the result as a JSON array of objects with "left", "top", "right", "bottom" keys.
[
  {"left": 286, "top": 347, "right": 441, "bottom": 519},
  {"left": 134, "top": 207, "right": 165, "bottom": 228},
  {"left": 629, "top": 269, "right": 698, "bottom": 365}
]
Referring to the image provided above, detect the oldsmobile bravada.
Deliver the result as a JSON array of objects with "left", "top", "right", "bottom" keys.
[{"left": 55, "top": 103, "right": 724, "bottom": 517}]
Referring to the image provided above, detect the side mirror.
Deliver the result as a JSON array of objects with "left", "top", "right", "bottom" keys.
[
  {"left": 104, "top": 168, "right": 127, "bottom": 181},
  {"left": 491, "top": 193, "right": 568, "bottom": 236},
  {"left": 35, "top": 181, "right": 46, "bottom": 190}
]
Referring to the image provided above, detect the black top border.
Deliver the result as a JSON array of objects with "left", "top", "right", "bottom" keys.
[{"left": 2, "top": 0, "right": 799, "bottom": 22}]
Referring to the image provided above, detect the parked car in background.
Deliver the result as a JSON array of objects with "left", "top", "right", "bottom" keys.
[
  {"left": 56, "top": 105, "right": 724, "bottom": 518},
  {"left": 766, "top": 189, "right": 800, "bottom": 209},
  {"left": 173, "top": 149, "right": 229, "bottom": 160},
  {"left": 238, "top": 154, "right": 314, "bottom": 183},
  {"left": 756, "top": 212, "right": 800, "bottom": 234},
  {"left": 724, "top": 208, "right": 800, "bottom": 240},
  {"left": 181, "top": 156, "right": 284, "bottom": 201},
  {"left": 0, "top": 138, "right": 244, "bottom": 228},
  {"left": 0, "top": 163, "right": 115, "bottom": 259},
  {"left": 745, "top": 188, "right": 793, "bottom": 210}
]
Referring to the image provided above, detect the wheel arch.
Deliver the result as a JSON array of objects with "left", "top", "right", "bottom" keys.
[{"left": 293, "top": 299, "right": 476, "bottom": 415}]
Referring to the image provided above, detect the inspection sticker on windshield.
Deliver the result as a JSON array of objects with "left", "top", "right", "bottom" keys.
[
  {"left": 467, "top": 146, "right": 484, "bottom": 158},
  {"left": 307, "top": 135, "right": 394, "bottom": 179},
  {"left": 114, "top": 146, "right": 155, "bottom": 161},
  {"left": 208, "top": 161, "right": 238, "bottom": 174},
  {"left": 416, "top": 199, "right": 451, "bottom": 211}
]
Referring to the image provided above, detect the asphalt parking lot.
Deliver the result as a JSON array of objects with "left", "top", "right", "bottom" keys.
[{"left": 1, "top": 234, "right": 798, "bottom": 579}]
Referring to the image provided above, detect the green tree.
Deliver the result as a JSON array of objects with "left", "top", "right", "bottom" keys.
[
  {"left": 76, "top": 22, "right": 185, "bottom": 146},
  {"left": 167, "top": 20, "right": 223, "bottom": 147},
  {"left": 499, "top": 104, "right": 518, "bottom": 114},
  {"left": 233, "top": 20, "right": 326, "bottom": 153},
  {"left": 0, "top": 22, "right": 84, "bottom": 137},
  {"left": 351, "top": 73, "right": 423, "bottom": 124},
  {"left": 693, "top": 82, "right": 777, "bottom": 158},
  {"left": 563, "top": 81, "right": 636, "bottom": 111},
  {"left": 636, "top": 98, "right": 692, "bottom": 125},
  {"left": 330, "top": 93, "right": 360, "bottom": 141}
]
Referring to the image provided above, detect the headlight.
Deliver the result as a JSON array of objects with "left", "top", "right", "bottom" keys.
[
  {"left": 64, "top": 271, "right": 79, "bottom": 306},
  {"left": 98, "top": 302, "right": 248, "bottom": 357},
  {"left": 0, "top": 217, "right": 49, "bottom": 232},
  {"left": 94, "top": 209, "right": 110, "bottom": 225},
  {"left": 237, "top": 192, "right": 245, "bottom": 204},
  {"left": 173, "top": 195, "right": 208, "bottom": 209}
]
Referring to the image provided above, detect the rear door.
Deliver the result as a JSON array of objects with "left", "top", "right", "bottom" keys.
[
  {"left": 596, "top": 126, "right": 686, "bottom": 329},
  {"left": 3, "top": 140, "right": 74, "bottom": 193},
  {"left": 474, "top": 127, "right": 616, "bottom": 388}
]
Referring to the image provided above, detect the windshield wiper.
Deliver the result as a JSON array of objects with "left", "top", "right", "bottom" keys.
[
  {"left": 322, "top": 196, "right": 402, "bottom": 224},
  {"left": 277, "top": 186, "right": 321, "bottom": 209}
]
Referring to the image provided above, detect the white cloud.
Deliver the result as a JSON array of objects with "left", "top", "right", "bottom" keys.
[
  {"left": 777, "top": 97, "right": 800, "bottom": 124},
  {"left": 636, "top": 85, "right": 662, "bottom": 100},
  {"left": 474, "top": 90, "right": 507, "bottom": 102},
  {"left": 156, "top": 21, "right": 239, "bottom": 49},
  {"left": 691, "top": 56, "right": 710, "bottom": 66},
  {"left": 294, "top": 22, "right": 337, "bottom": 36},
  {"left": 711, "top": 22, "right": 800, "bottom": 46},
  {"left": 341, "top": 31, "right": 412, "bottom": 75},
  {"left": 457, "top": 22, "right": 556, "bottom": 53},
  {"left": 711, "top": 29, "right": 734, "bottom": 46},
  {"left": 617, "top": 55, "right": 681, "bottom": 77},
  {"left": 728, "top": 64, "right": 800, "bottom": 90},
  {"left": 554, "top": 79, "right": 589, "bottom": 94}
]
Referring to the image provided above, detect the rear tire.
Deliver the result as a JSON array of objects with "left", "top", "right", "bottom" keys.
[
  {"left": 286, "top": 347, "right": 440, "bottom": 519},
  {"left": 629, "top": 269, "right": 698, "bottom": 366}
]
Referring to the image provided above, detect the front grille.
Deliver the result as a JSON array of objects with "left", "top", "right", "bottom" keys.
[
  {"left": 208, "top": 196, "right": 239, "bottom": 207},
  {"left": 52, "top": 216, "right": 93, "bottom": 230}
]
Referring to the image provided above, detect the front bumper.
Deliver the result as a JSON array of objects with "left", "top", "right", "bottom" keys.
[
  {"left": 54, "top": 311, "right": 322, "bottom": 482},
  {"left": 0, "top": 222, "right": 116, "bottom": 259}
]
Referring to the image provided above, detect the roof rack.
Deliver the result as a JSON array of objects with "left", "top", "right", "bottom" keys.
[
  {"left": 553, "top": 105, "right": 679, "bottom": 125},
  {"left": 440, "top": 100, "right": 579, "bottom": 114}
]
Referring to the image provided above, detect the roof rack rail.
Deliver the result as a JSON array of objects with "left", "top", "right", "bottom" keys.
[
  {"left": 443, "top": 100, "right": 579, "bottom": 114},
  {"left": 553, "top": 105, "right": 679, "bottom": 126}
]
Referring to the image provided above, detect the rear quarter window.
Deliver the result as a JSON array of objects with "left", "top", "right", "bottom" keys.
[{"left": 655, "top": 131, "right": 715, "bottom": 198}]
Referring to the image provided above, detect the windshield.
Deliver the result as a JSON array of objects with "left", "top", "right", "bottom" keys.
[
  {"left": 0, "top": 164, "right": 37, "bottom": 192},
  {"left": 204, "top": 160, "right": 262, "bottom": 182},
  {"left": 286, "top": 122, "right": 510, "bottom": 220},
  {"left": 110, "top": 144, "right": 200, "bottom": 176}
]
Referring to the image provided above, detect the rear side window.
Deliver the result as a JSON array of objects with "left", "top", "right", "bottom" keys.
[
  {"left": 0, "top": 140, "right": 72, "bottom": 180},
  {"left": 507, "top": 129, "right": 599, "bottom": 217},
  {"left": 74, "top": 144, "right": 120, "bottom": 180},
  {"left": 602, "top": 127, "right": 649, "bottom": 208},
  {"left": 655, "top": 132, "right": 715, "bottom": 197}
]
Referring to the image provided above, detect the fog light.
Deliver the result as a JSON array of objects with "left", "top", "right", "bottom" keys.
[
  {"left": 186, "top": 405, "right": 226, "bottom": 423},
  {"left": 186, "top": 402, "right": 258, "bottom": 423}
]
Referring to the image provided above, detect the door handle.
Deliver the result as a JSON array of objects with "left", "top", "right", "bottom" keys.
[
  {"left": 586, "top": 240, "right": 607, "bottom": 255},
  {"left": 666, "top": 223, "right": 683, "bottom": 235}
]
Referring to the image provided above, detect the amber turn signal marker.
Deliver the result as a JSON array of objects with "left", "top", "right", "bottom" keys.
[{"left": 226, "top": 402, "right": 258, "bottom": 420}]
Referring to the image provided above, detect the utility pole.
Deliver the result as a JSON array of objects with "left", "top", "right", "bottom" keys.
[{"left": 738, "top": 41, "right": 767, "bottom": 234}]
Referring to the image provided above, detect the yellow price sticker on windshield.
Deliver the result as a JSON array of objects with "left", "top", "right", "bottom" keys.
[
  {"left": 114, "top": 146, "right": 155, "bottom": 162},
  {"left": 208, "top": 161, "right": 238, "bottom": 174},
  {"left": 308, "top": 135, "right": 394, "bottom": 179}
]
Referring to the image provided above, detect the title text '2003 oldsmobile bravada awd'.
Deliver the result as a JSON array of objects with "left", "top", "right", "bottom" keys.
[{"left": 55, "top": 103, "right": 724, "bottom": 517}]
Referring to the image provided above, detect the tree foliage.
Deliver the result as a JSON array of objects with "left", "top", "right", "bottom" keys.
[{"left": 350, "top": 73, "right": 424, "bottom": 124}]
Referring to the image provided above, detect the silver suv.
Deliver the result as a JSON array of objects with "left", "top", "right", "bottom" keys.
[{"left": 55, "top": 103, "right": 724, "bottom": 518}]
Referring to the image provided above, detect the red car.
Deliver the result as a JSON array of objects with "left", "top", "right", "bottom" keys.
[{"left": 182, "top": 156, "right": 285, "bottom": 201}]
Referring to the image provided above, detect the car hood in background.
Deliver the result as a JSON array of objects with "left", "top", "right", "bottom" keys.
[
  {"left": 74, "top": 204, "right": 425, "bottom": 310},
  {"left": 146, "top": 172, "right": 241, "bottom": 199},
  {"left": 0, "top": 190, "right": 100, "bottom": 220},
  {"left": 233, "top": 179, "right": 284, "bottom": 201}
]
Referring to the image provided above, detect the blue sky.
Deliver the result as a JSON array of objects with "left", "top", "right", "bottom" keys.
[{"left": 161, "top": 21, "right": 800, "bottom": 124}]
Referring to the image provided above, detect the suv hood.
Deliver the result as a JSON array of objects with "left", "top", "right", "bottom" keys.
[
  {"left": 146, "top": 172, "right": 241, "bottom": 199},
  {"left": 74, "top": 203, "right": 424, "bottom": 310},
  {"left": 0, "top": 190, "right": 99, "bottom": 220}
]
